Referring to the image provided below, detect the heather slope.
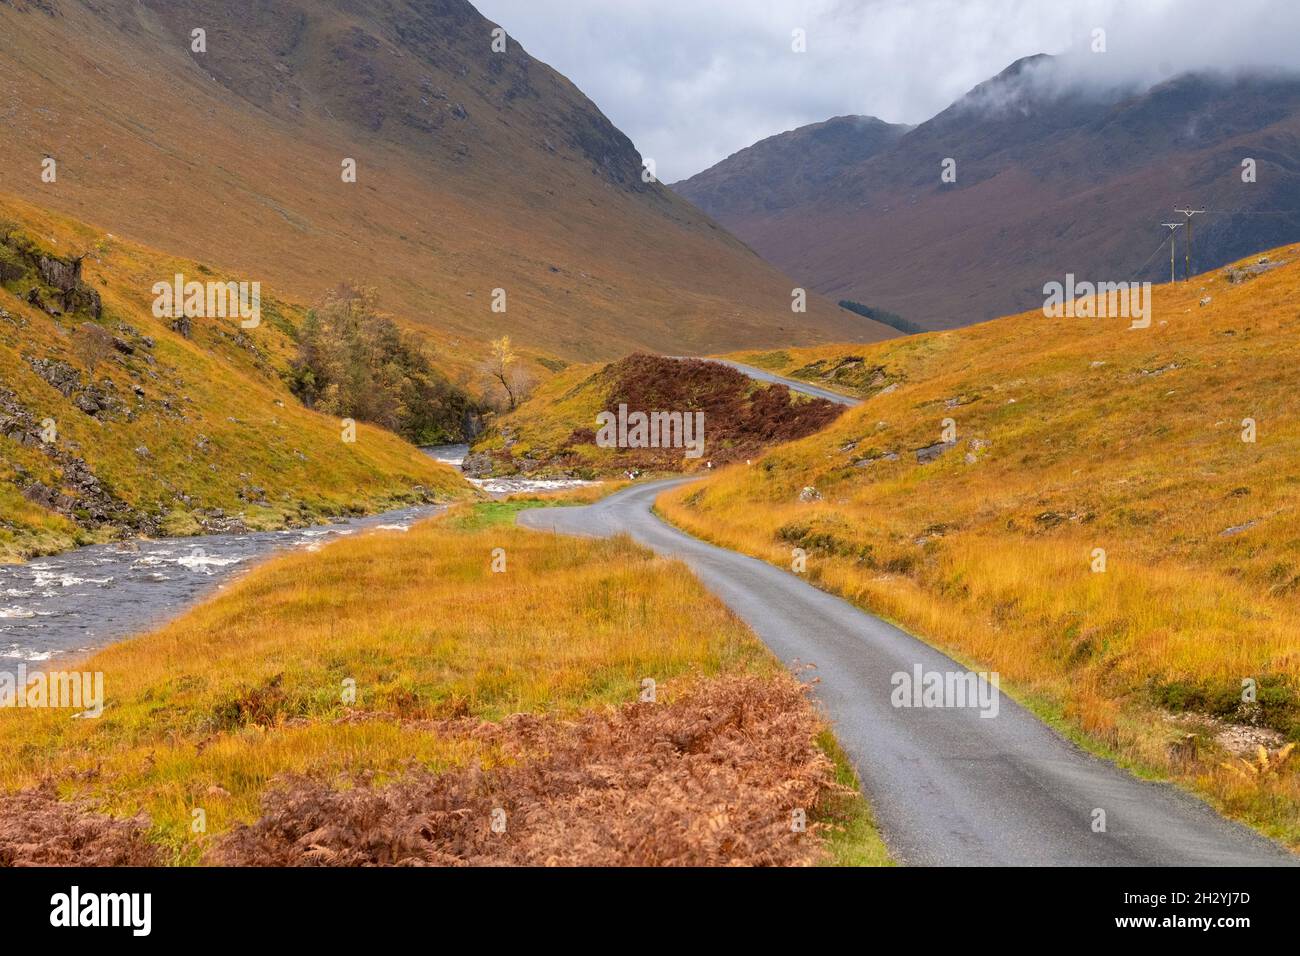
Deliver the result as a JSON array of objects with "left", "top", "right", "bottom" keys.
[
  {"left": 0, "top": 196, "right": 472, "bottom": 561},
  {"left": 660, "top": 245, "right": 1300, "bottom": 846},
  {"left": 0, "top": 0, "right": 892, "bottom": 369}
]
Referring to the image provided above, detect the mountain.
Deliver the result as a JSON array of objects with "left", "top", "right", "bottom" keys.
[
  {"left": 0, "top": 0, "right": 893, "bottom": 372},
  {"left": 673, "top": 55, "right": 1300, "bottom": 330},
  {"left": 672, "top": 115, "right": 909, "bottom": 221}
]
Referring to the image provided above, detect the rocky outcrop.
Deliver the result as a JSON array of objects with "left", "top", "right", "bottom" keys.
[
  {"left": 1223, "top": 257, "right": 1287, "bottom": 284},
  {"left": 460, "top": 451, "right": 495, "bottom": 479},
  {"left": 0, "top": 386, "right": 138, "bottom": 529},
  {"left": 37, "top": 254, "right": 102, "bottom": 318},
  {"left": 0, "top": 234, "right": 103, "bottom": 320}
]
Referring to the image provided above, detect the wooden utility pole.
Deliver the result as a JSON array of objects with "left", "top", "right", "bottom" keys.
[
  {"left": 1161, "top": 222, "right": 1184, "bottom": 283},
  {"left": 1174, "top": 208, "right": 1205, "bottom": 280}
]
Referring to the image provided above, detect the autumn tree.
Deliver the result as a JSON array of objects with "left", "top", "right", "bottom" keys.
[
  {"left": 73, "top": 322, "right": 116, "bottom": 375},
  {"left": 289, "top": 282, "right": 478, "bottom": 444},
  {"left": 485, "top": 335, "right": 533, "bottom": 411}
]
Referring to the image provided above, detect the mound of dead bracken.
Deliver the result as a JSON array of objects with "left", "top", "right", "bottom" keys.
[
  {"left": 0, "top": 785, "right": 160, "bottom": 866},
  {"left": 565, "top": 354, "right": 845, "bottom": 470},
  {"left": 210, "top": 675, "right": 841, "bottom": 867},
  {"left": 472, "top": 355, "right": 847, "bottom": 477}
]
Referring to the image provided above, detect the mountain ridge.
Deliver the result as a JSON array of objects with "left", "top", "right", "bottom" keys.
[{"left": 673, "top": 54, "right": 1300, "bottom": 329}]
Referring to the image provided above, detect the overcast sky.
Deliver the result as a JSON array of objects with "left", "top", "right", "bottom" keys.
[{"left": 474, "top": 0, "right": 1300, "bottom": 182}]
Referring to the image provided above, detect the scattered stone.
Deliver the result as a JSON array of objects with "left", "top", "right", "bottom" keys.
[
  {"left": 1140, "top": 363, "right": 1180, "bottom": 377},
  {"left": 1220, "top": 520, "right": 1257, "bottom": 537},
  {"left": 915, "top": 440, "right": 957, "bottom": 464},
  {"left": 853, "top": 451, "right": 898, "bottom": 468},
  {"left": 798, "top": 486, "right": 822, "bottom": 502},
  {"left": 1165, "top": 712, "right": 1286, "bottom": 759}
]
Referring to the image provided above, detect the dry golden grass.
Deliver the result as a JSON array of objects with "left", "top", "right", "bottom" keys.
[
  {"left": 661, "top": 245, "right": 1300, "bottom": 847},
  {"left": 0, "top": 505, "right": 889, "bottom": 865}
]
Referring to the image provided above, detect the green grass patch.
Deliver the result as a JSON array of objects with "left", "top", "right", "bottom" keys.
[{"left": 814, "top": 730, "right": 894, "bottom": 866}]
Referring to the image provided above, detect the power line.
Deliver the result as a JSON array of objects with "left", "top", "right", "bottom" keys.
[
  {"left": 1129, "top": 206, "right": 1298, "bottom": 285},
  {"left": 1132, "top": 230, "right": 1176, "bottom": 283},
  {"left": 1200, "top": 208, "right": 1298, "bottom": 216},
  {"left": 1161, "top": 222, "right": 1184, "bottom": 283}
]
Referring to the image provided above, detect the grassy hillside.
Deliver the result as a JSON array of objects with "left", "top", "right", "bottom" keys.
[
  {"left": 0, "top": 196, "right": 472, "bottom": 561},
  {"left": 0, "top": 502, "right": 889, "bottom": 867},
  {"left": 661, "top": 245, "right": 1300, "bottom": 847},
  {"left": 0, "top": 0, "right": 892, "bottom": 378},
  {"left": 467, "top": 354, "right": 846, "bottom": 478}
]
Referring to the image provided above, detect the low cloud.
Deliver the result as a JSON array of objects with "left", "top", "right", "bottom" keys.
[{"left": 475, "top": 0, "right": 1300, "bottom": 182}]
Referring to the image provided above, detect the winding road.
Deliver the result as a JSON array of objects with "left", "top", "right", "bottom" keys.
[
  {"left": 695, "top": 359, "right": 860, "bottom": 406},
  {"left": 518, "top": 362, "right": 1296, "bottom": 867}
]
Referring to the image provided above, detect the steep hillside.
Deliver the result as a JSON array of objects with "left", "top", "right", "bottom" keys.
[
  {"left": 660, "top": 245, "right": 1300, "bottom": 845},
  {"left": 0, "top": 196, "right": 471, "bottom": 561},
  {"left": 0, "top": 0, "right": 892, "bottom": 370},
  {"left": 466, "top": 354, "right": 847, "bottom": 478},
  {"left": 674, "top": 55, "right": 1300, "bottom": 330}
]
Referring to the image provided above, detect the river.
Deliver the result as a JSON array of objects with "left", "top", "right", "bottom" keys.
[
  {"left": 0, "top": 507, "right": 438, "bottom": 667},
  {"left": 422, "top": 443, "right": 598, "bottom": 495},
  {"left": 2, "top": 445, "right": 597, "bottom": 667}
]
